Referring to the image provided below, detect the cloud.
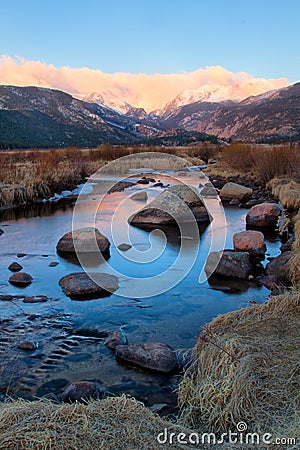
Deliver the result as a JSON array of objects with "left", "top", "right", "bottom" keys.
[{"left": 0, "top": 55, "right": 290, "bottom": 111}]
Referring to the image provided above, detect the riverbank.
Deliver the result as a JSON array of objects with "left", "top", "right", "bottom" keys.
[{"left": 0, "top": 146, "right": 299, "bottom": 449}]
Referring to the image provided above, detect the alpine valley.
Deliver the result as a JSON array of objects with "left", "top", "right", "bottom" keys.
[{"left": 0, "top": 81, "right": 299, "bottom": 148}]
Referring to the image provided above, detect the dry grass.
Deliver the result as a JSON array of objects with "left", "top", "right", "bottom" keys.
[
  {"left": 0, "top": 145, "right": 216, "bottom": 208},
  {"left": 0, "top": 395, "right": 213, "bottom": 450},
  {"left": 178, "top": 292, "right": 300, "bottom": 445},
  {"left": 291, "top": 211, "right": 300, "bottom": 285},
  {"left": 220, "top": 144, "right": 300, "bottom": 184},
  {"left": 267, "top": 178, "right": 300, "bottom": 211}
]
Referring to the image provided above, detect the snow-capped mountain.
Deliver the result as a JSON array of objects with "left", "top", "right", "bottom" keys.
[
  {"left": 1, "top": 82, "right": 299, "bottom": 148},
  {"left": 77, "top": 92, "right": 133, "bottom": 114}
]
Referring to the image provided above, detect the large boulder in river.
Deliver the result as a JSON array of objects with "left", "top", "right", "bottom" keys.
[
  {"left": 205, "top": 250, "right": 252, "bottom": 280},
  {"left": 115, "top": 341, "right": 179, "bottom": 373},
  {"left": 233, "top": 230, "right": 266, "bottom": 259},
  {"left": 246, "top": 203, "right": 281, "bottom": 228},
  {"left": 220, "top": 182, "right": 253, "bottom": 202},
  {"left": 59, "top": 272, "right": 118, "bottom": 300},
  {"left": 56, "top": 227, "right": 110, "bottom": 257},
  {"left": 129, "top": 185, "right": 210, "bottom": 228},
  {"left": 9, "top": 272, "right": 33, "bottom": 287}
]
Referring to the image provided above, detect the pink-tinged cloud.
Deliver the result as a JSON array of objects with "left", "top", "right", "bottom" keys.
[{"left": 0, "top": 55, "right": 290, "bottom": 112}]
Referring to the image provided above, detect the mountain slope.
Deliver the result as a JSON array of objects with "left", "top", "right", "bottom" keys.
[
  {"left": 193, "top": 82, "right": 300, "bottom": 142},
  {"left": 0, "top": 85, "right": 140, "bottom": 148}
]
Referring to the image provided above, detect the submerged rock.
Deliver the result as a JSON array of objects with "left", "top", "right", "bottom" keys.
[
  {"left": 129, "top": 184, "right": 210, "bottom": 228},
  {"left": 61, "top": 381, "right": 104, "bottom": 403},
  {"left": 104, "top": 331, "right": 127, "bottom": 351},
  {"left": 246, "top": 203, "right": 281, "bottom": 228},
  {"left": 8, "top": 262, "right": 23, "bottom": 272},
  {"left": 49, "top": 261, "right": 59, "bottom": 267},
  {"left": 205, "top": 250, "right": 252, "bottom": 280},
  {"left": 115, "top": 341, "right": 179, "bottom": 373},
  {"left": 23, "top": 295, "right": 48, "bottom": 303},
  {"left": 9, "top": 272, "right": 33, "bottom": 287},
  {"left": 233, "top": 230, "right": 266, "bottom": 259},
  {"left": 56, "top": 227, "right": 110, "bottom": 256},
  {"left": 220, "top": 182, "right": 253, "bottom": 202},
  {"left": 59, "top": 272, "right": 119, "bottom": 300},
  {"left": 17, "top": 341, "right": 37, "bottom": 351}
]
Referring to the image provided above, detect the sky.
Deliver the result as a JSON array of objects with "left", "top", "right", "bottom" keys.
[{"left": 0, "top": 0, "right": 299, "bottom": 110}]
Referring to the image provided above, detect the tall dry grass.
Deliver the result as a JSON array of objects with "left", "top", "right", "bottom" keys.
[
  {"left": 222, "top": 143, "right": 300, "bottom": 184},
  {"left": 0, "top": 145, "right": 218, "bottom": 208},
  {"left": 178, "top": 291, "right": 300, "bottom": 444}
]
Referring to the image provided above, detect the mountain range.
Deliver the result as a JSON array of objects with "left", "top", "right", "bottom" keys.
[{"left": 0, "top": 82, "right": 299, "bottom": 148}]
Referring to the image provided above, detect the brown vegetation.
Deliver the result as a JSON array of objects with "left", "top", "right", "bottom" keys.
[
  {"left": 178, "top": 291, "right": 300, "bottom": 444},
  {"left": 0, "top": 144, "right": 219, "bottom": 208},
  {"left": 222, "top": 143, "right": 300, "bottom": 184}
]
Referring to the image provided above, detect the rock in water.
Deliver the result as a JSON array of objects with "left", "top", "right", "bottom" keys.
[
  {"left": 205, "top": 250, "right": 252, "bottom": 280},
  {"left": 17, "top": 341, "right": 37, "bottom": 351},
  {"left": 61, "top": 381, "right": 104, "bottom": 403},
  {"left": 265, "top": 251, "right": 292, "bottom": 287},
  {"left": 104, "top": 331, "right": 127, "bottom": 350},
  {"left": 8, "top": 262, "right": 23, "bottom": 272},
  {"left": 23, "top": 295, "right": 48, "bottom": 303},
  {"left": 56, "top": 227, "right": 110, "bottom": 256},
  {"left": 0, "top": 229, "right": 4, "bottom": 236},
  {"left": 130, "top": 191, "right": 148, "bottom": 202},
  {"left": 59, "top": 272, "right": 119, "bottom": 300},
  {"left": 220, "top": 182, "right": 253, "bottom": 202},
  {"left": 246, "top": 203, "right": 281, "bottom": 228},
  {"left": 115, "top": 341, "right": 179, "bottom": 373},
  {"left": 9, "top": 272, "right": 33, "bottom": 287},
  {"left": 117, "top": 243, "right": 132, "bottom": 252},
  {"left": 129, "top": 184, "right": 210, "bottom": 228},
  {"left": 233, "top": 230, "right": 266, "bottom": 259}
]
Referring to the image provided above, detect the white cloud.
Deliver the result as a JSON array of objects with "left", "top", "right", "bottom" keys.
[{"left": 0, "top": 55, "right": 290, "bottom": 111}]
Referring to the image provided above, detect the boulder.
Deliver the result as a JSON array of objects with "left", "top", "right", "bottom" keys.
[
  {"left": 115, "top": 341, "right": 179, "bottom": 373},
  {"left": 265, "top": 251, "right": 292, "bottom": 286},
  {"left": 200, "top": 186, "right": 218, "bottom": 198},
  {"left": 246, "top": 203, "right": 281, "bottom": 228},
  {"left": 61, "top": 381, "right": 104, "bottom": 403},
  {"left": 129, "top": 185, "right": 210, "bottom": 227},
  {"left": 205, "top": 250, "right": 252, "bottom": 280},
  {"left": 49, "top": 261, "right": 59, "bottom": 267},
  {"left": 8, "top": 262, "right": 23, "bottom": 272},
  {"left": 104, "top": 331, "right": 127, "bottom": 351},
  {"left": 233, "top": 230, "right": 266, "bottom": 258},
  {"left": 9, "top": 272, "right": 33, "bottom": 287},
  {"left": 130, "top": 191, "right": 148, "bottom": 202},
  {"left": 56, "top": 227, "right": 110, "bottom": 256},
  {"left": 220, "top": 182, "right": 253, "bottom": 202},
  {"left": 59, "top": 272, "right": 118, "bottom": 300}
]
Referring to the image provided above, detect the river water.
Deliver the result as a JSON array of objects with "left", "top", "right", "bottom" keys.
[{"left": 0, "top": 170, "right": 281, "bottom": 412}]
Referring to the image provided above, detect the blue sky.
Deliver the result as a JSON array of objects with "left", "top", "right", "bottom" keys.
[{"left": 1, "top": 0, "right": 299, "bottom": 81}]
